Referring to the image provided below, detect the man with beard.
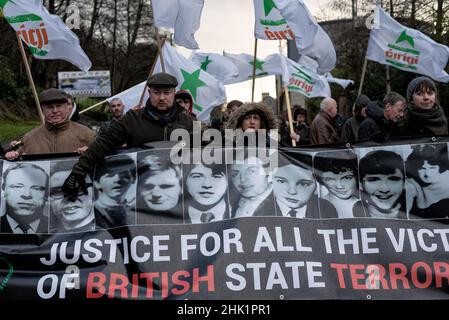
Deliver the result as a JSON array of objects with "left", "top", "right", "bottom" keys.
[
  {"left": 49, "top": 160, "right": 95, "bottom": 233},
  {"left": 1, "top": 163, "right": 49, "bottom": 234},
  {"left": 184, "top": 163, "right": 229, "bottom": 223},
  {"left": 94, "top": 155, "right": 136, "bottom": 229}
]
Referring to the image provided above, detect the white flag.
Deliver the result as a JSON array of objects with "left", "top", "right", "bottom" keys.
[
  {"left": 151, "top": 0, "right": 204, "bottom": 50},
  {"left": 153, "top": 43, "right": 227, "bottom": 122},
  {"left": 223, "top": 52, "right": 280, "bottom": 85},
  {"left": 2, "top": 0, "right": 91, "bottom": 71},
  {"left": 325, "top": 73, "right": 354, "bottom": 89},
  {"left": 253, "top": 0, "right": 295, "bottom": 41},
  {"left": 277, "top": 54, "right": 331, "bottom": 98},
  {"left": 366, "top": 6, "right": 449, "bottom": 82},
  {"left": 190, "top": 51, "right": 239, "bottom": 83},
  {"left": 272, "top": 0, "right": 336, "bottom": 74},
  {"left": 106, "top": 81, "right": 148, "bottom": 113}
]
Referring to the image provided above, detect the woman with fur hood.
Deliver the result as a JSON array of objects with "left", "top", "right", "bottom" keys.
[{"left": 224, "top": 102, "right": 279, "bottom": 147}]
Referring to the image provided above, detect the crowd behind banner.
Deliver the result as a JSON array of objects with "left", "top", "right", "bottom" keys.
[{"left": 1, "top": 141, "right": 449, "bottom": 299}]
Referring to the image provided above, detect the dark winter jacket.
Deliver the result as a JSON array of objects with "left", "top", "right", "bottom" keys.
[
  {"left": 398, "top": 103, "right": 448, "bottom": 138},
  {"left": 73, "top": 100, "right": 193, "bottom": 176},
  {"left": 358, "top": 102, "right": 398, "bottom": 143}
]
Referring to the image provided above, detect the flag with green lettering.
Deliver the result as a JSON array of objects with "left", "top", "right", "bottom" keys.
[
  {"left": 153, "top": 43, "right": 226, "bottom": 121},
  {"left": 366, "top": 5, "right": 449, "bottom": 82},
  {"left": 2, "top": 0, "right": 91, "bottom": 71}
]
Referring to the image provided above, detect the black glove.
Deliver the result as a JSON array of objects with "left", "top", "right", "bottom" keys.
[{"left": 61, "top": 172, "right": 88, "bottom": 202}]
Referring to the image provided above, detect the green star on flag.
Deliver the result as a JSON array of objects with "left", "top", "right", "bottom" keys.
[
  {"left": 180, "top": 69, "right": 206, "bottom": 100},
  {"left": 200, "top": 56, "right": 212, "bottom": 71},
  {"left": 396, "top": 30, "right": 415, "bottom": 47},
  {"left": 263, "top": 0, "right": 277, "bottom": 16},
  {"left": 250, "top": 58, "right": 265, "bottom": 72}
]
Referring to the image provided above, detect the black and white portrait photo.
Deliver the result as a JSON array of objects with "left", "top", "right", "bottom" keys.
[
  {"left": 229, "top": 151, "right": 276, "bottom": 218},
  {"left": 1, "top": 162, "right": 49, "bottom": 234},
  {"left": 314, "top": 150, "right": 360, "bottom": 218},
  {"left": 405, "top": 143, "right": 449, "bottom": 220},
  {"left": 136, "top": 150, "right": 184, "bottom": 225},
  {"left": 94, "top": 154, "right": 137, "bottom": 229},
  {"left": 49, "top": 159, "right": 95, "bottom": 233},
  {"left": 355, "top": 148, "right": 408, "bottom": 219},
  {"left": 183, "top": 162, "right": 230, "bottom": 223},
  {"left": 272, "top": 152, "right": 337, "bottom": 219}
]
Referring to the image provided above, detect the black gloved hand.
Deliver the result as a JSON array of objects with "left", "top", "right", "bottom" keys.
[{"left": 61, "top": 172, "right": 88, "bottom": 202}]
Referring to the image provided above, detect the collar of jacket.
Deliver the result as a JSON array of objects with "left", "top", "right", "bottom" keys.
[
  {"left": 144, "top": 100, "right": 179, "bottom": 126},
  {"left": 320, "top": 111, "right": 335, "bottom": 124},
  {"left": 44, "top": 117, "right": 70, "bottom": 132}
]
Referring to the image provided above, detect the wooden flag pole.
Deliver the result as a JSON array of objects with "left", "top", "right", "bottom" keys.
[
  {"left": 79, "top": 99, "right": 108, "bottom": 114},
  {"left": 251, "top": 38, "right": 258, "bottom": 103},
  {"left": 138, "top": 38, "right": 166, "bottom": 106},
  {"left": 357, "top": 58, "right": 368, "bottom": 97},
  {"left": 16, "top": 34, "right": 45, "bottom": 124},
  {"left": 283, "top": 87, "right": 297, "bottom": 147},
  {"left": 156, "top": 28, "right": 166, "bottom": 73}
]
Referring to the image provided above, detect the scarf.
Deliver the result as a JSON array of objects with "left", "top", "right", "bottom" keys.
[{"left": 406, "top": 103, "right": 448, "bottom": 135}]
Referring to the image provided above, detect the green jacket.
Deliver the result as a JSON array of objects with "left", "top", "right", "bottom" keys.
[{"left": 73, "top": 102, "right": 193, "bottom": 176}]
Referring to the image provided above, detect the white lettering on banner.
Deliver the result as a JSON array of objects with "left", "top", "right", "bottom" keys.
[
  {"left": 180, "top": 228, "right": 243, "bottom": 260},
  {"left": 225, "top": 261, "right": 325, "bottom": 291},
  {"left": 40, "top": 236, "right": 171, "bottom": 266},
  {"left": 253, "top": 227, "right": 312, "bottom": 252},
  {"left": 385, "top": 228, "right": 449, "bottom": 253},
  {"left": 317, "top": 228, "right": 379, "bottom": 255}
]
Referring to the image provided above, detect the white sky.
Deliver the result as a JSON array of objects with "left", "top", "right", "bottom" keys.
[{"left": 177, "top": 0, "right": 332, "bottom": 103}]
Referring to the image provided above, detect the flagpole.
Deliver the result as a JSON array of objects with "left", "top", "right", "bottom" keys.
[
  {"left": 137, "top": 38, "right": 166, "bottom": 107},
  {"left": 251, "top": 38, "right": 258, "bottom": 103},
  {"left": 357, "top": 58, "right": 368, "bottom": 96},
  {"left": 16, "top": 34, "right": 45, "bottom": 124},
  {"left": 156, "top": 28, "right": 166, "bottom": 73},
  {"left": 79, "top": 99, "right": 108, "bottom": 114},
  {"left": 283, "top": 87, "right": 297, "bottom": 147}
]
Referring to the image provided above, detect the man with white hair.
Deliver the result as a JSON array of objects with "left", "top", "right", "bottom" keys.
[{"left": 310, "top": 98, "right": 339, "bottom": 145}]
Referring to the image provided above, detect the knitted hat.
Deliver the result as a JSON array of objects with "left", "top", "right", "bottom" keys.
[{"left": 406, "top": 76, "right": 437, "bottom": 102}]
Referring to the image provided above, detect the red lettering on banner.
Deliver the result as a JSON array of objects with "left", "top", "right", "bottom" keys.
[
  {"left": 330, "top": 263, "right": 348, "bottom": 289},
  {"left": 85, "top": 265, "right": 215, "bottom": 299},
  {"left": 86, "top": 272, "right": 107, "bottom": 299},
  {"left": 390, "top": 263, "right": 410, "bottom": 289},
  {"left": 411, "top": 262, "right": 432, "bottom": 289},
  {"left": 434, "top": 262, "right": 449, "bottom": 288}
]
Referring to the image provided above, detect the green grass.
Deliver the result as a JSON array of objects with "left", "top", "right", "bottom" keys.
[{"left": 0, "top": 121, "right": 41, "bottom": 144}]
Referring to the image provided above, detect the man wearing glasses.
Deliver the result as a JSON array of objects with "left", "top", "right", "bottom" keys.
[
  {"left": 4, "top": 88, "right": 96, "bottom": 160},
  {"left": 1, "top": 163, "right": 49, "bottom": 234},
  {"left": 49, "top": 160, "right": 95, "bottom": 233},
  {"left": 62, "top": 72, "right": 194, "bottom": 202}
]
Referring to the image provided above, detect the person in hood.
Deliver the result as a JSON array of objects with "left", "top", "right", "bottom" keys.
[
  {"left": 175, "top": 90, "right": 195, "bottom": 116},
  {"left": 61, "top": 72, "right": 193, "bottom": 202},
  {"left": 340, "top": 94, "right": 371, "bottom": 143},
  {"left": 399, "top": 76, "right": 448, "bottom": 138},
  {"left": 5, "top": 89, "right": 96, "bottom": 160},
  {"left": 358, "top": 92, "right": 406, "bottom": 143}
]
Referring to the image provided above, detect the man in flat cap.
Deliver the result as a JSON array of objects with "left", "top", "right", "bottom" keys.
[
  {"left": 5, "top": 88, "right": 96, "bottom": 160},
  {"left": 61, "top": 72, "right": 194, "bottom": 202}
]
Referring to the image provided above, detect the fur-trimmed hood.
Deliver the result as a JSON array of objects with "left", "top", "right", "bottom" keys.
[{"left": 225, "top": 102, "right": 279, "bottom": 130}]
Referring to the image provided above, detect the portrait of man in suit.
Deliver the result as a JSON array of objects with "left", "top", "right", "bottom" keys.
[{"left": 1, "top": 163, "right": 49, "bottom": 234}]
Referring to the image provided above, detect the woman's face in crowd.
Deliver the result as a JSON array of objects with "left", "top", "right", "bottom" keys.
[
  {"left": 418, "top": 161, "right": 441, "bottom": 184},
  {"left": 413, "top": 89, "right": 436, "bottom": 110},
  {"left": 321, "top": 170, "right": 357, "bottom": 200},
  {"left": 362, "top": 169, "right": 404, "bottom": 210}
]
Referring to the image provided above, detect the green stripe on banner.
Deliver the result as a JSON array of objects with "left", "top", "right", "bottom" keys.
[
  {"left": 29, "top": 46, "right": 48, "bottom": 56},
  {"left": 259, "top": 18, "right": 287, "bottom": 26},
  {"left": 387, "top": 44, "right": 420, "bottom": 56},
  {"left": 386, "top": 59, "right": 417, "bottom": 70},
  {"left": 6, "top": 14, "right": 42, "bottom": 23}
]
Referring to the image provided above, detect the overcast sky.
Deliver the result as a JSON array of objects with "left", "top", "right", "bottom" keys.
[{"left": 177, "top": 0, "right": 333, "bottom": 103}]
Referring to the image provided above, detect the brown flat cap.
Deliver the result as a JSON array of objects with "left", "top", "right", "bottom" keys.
[
  {"left": 147, "top": 72, "right": 178, "bottom": 88},
  {"left": 39, "top": 88, "right": 68, "bottom": 105}
]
